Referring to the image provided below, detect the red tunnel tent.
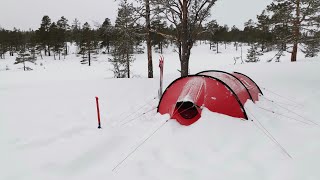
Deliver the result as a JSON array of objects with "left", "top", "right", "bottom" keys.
[{"left": 157, "top": 70, "right": 263, "bottom": 126}]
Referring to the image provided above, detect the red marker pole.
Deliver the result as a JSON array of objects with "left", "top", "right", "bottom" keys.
[{"left": 95, "top": 96, "right": 101, "bottom": 129}]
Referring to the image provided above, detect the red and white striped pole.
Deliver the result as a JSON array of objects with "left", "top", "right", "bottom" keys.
[
  {"left": 159, "top": 56, "right": 164, "bottom": 98},
  {"left": 95, "top": 96, "right": 101, "bottom": 129}
]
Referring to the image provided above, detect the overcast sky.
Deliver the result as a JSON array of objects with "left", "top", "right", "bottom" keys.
[{"left": 0, "top": 0, "right": 272, "bottom": 30}]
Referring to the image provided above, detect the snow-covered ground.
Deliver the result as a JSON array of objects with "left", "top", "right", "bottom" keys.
[{"left": 1, "top": 43, "right": 320, "bottom": 180}]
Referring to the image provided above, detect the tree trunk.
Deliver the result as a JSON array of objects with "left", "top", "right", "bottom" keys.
[
  {"left": 48, "top": 46, "right": 51, "bottom": 56},
  {"left": 216, "top": 42, "right": 219, "bottom": 53},
  {"left": 23, "top": 60, "right": 26, "bottom": 71},
  {"left": 126, "top": 52, "right": 130, "bottom": 78},
  {"left": 65, "top": 43, "right": 68, "bottom": 55},
  {"left": 145, "top": 0, "right": 153, "bottom": 78},
  {"left": 240, "top": 44, "right": 243, "bottom": 62},
  {"left": 180, "top": 0, "right": 189, "bottom": 77},
  {"left": 88, "top": 50, "right": 91, "bottom": 66},
  {"left": 291, "top": 0, "right": 300, "bottom": 62}
]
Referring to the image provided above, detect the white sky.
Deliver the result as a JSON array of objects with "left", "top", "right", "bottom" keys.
[{"left": 0, "top": 0, "right": 272, "bottom": 30}]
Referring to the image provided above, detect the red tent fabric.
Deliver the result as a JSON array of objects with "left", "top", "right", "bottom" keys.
[
  {"left": 232, "top": 72, "right": 263, "bottom": 102},
  {"left": 197, "top": 70, "right": 253, "bottom": 106},
  {"left": 157, "top": 71, "right": 262, "bottom": 126}
]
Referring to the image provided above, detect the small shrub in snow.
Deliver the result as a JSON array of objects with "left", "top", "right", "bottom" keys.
[{"left": 14, "top": 50, "right": 37, "bottom": 71}]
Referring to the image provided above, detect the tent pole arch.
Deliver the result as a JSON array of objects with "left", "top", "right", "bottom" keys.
[
  {"left": 196, "top": 70, "right": 254, "bottom": 101},
  {"left": 233, "top": 72, "right": 263, "bottom": 95}
]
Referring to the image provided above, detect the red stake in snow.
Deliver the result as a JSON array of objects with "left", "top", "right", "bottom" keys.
[
  {"left": 95, "top": 96, "right": 101, "bottom": 129},
  {"left": 159, "top": 55, "right": 164, "bottom": 98}
]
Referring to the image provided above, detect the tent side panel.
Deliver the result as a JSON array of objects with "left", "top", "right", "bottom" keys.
[
  {"left": 232, "top": 72, "right": 262, "bottom": 102},
  {"left": 198, "top": 71, "right": 252, "bottom": 105},
  {"left": 202, "top": 77, "right": 247, "bottom": 119}
]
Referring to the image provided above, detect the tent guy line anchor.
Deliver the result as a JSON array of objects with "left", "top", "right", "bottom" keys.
[
  {"left": 257, "top": 106, "right": 313, "bottom": 125},
  {"left": 261, "top": 87, "right": 304, "bottom": 107},
  {"left": 260, "top": 96, "right": 318, "bottom": 125},
  {"left": 246, "top": 109, "right": 293, "bottom": 159},
  {"left": 260, "top": 95, "right": 302, "bottom": 109},
  {"left": 117, "top": 96, "right": 157, "bottom": 124},
  {"left": 121, "top": 107, "right": 157, "bottom": 126}
]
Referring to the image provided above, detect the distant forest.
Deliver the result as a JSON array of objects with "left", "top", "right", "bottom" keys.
[{"left": 1, "top": 0, "right": 320, "bottom": 77}]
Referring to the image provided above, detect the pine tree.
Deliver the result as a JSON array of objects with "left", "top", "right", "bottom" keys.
[
  {"left": 246, "top": 44, "right": 262, "bottom": 63},
  {"left": 8, "top": 28, "right": 23, "bottom": 56},
  {"left": 151, "top": 19, "right": 168, "bottom": 54},
  {"left": 98, "top": 18, "right": 113, "bottom": 54},
  {"left": 243, "top": 19, "right": 259, "bottom": 44},
  {"left": 256, "top": 10, "right": 273, "bottom": 52},
  {"left": 79, "top": 22, "right": 99, "bottom": 66},
  {"left": 205, "top": 20, "right": 219, "bottom": 51},
  {"left": 71, "top": 18, "right": 81, "bottom": 46},
  {"left": 0, "top": 29, "right": 9, "bottom": 59},
  {"left": 37, "top": 15, "right": 52, "bottom": 56},
  {"left": 49, "top": 23, "right": 64, "bottom": 60},
  {"left": 57, "top": 16, "right": 70, "bottom": 56},
  {"left": 109, "top": 0, "right": 138, "bottom": 78},
  {"left": 153, "top": 0, "right": 217, "bottom": 77},
  {"left": 264, "top": 0, "right": 320, "bottom": 61}
]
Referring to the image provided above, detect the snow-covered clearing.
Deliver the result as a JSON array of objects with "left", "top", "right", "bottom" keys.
[{"left": 1, "top": 43, "right": 320, "bottom": 180}]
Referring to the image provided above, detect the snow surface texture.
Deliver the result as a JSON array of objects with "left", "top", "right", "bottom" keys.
[{"left": 1, "top": 43, "right": 320, "bottom": 180}]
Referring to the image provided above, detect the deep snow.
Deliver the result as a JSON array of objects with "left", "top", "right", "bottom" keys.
[{"left": 1, "top": 43, "right": 320, "bottom": 180}]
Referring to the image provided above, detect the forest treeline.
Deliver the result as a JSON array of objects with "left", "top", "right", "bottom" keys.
[{"left": 1, "top": 0, "right": 320, "bottom": 77}]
